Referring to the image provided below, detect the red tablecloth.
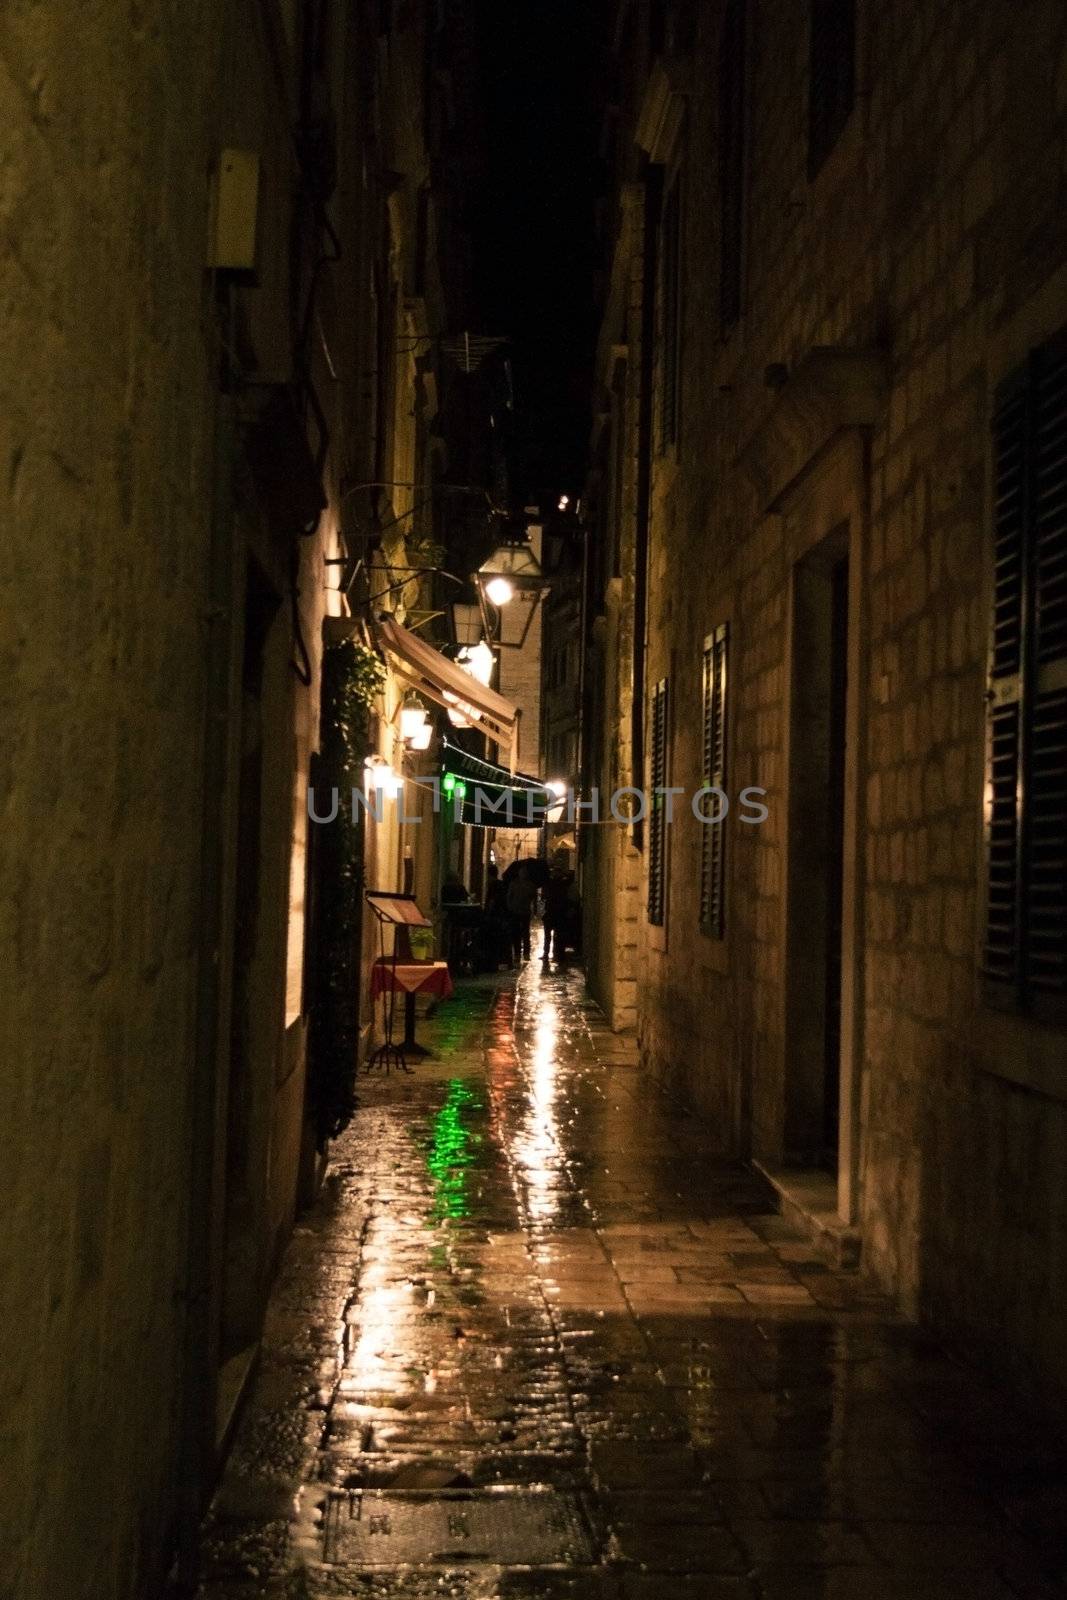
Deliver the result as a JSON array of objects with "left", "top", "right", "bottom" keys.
[{"left": 370, "top": 960, "right": 454, "bottom": 1001}]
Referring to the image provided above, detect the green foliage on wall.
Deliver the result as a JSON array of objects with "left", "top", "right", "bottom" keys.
[{"left": 306, "top": 637, "right": 383, "bottom": 1148}]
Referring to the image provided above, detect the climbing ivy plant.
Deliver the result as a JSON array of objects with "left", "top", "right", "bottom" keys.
[{"left": 306, "top": 638, "right": 384, "bottom": 1148}]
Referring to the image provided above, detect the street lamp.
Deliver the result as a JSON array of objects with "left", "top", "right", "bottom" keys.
[
  {"left": 546, "top": 779, "right": 567, "bottom": 823},
  {"left": 449, "top": 602, "right": 484, "bottom": 648},
  {"left": 399, "top": 696, "right": 429, "bottom": 744},
  {"left": 364, "top": 755, "right": 402, "bottom": 800},
  {"left": 473, "top": 530, "right": 549, "bottom": 650},
  {"left": 457, "top": 640, "right": 495, "bottom": 686}
]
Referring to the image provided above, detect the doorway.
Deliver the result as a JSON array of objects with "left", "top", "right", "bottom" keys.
[
  {"left": 221, "top": 559, "right": 280, "bottom": 1368},
  {"left": 784, "top": 528, "right": 850, "bottom": 1171}
]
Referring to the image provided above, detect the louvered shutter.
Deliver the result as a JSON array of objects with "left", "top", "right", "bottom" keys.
[
  {"left": 700, "top": 626, "right": 729, "bottom": 935},
  {"left": 648, "top": 679, "right": 669, "bottom": 926},
  {"left": 983, "top": 372, "right": 1027, "bottom": 997},
  {"left": 984, "top": 335, "right": 1067, "bottom": 1022},
  {"left": 1026, "top": 340, "right": 1067, "bottom": 1016}
]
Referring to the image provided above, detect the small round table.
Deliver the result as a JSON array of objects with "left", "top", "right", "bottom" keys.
[{"left": 367, "top": 959, "right": 454, "bottom": 1072}]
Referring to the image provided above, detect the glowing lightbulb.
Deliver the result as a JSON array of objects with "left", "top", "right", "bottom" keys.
[
  {"left": 400, "top": 700, "right": 428, "bottom": 742},
  {"left": 485, "top": 575, "right": 515, "bottom": 607},
  {"left": 458, "top": 640, "right": 495, "bottom": 686}
]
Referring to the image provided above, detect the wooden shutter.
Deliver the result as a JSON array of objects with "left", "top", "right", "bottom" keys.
[
  {"left": 719, "top": 0, "right": 747, "bottom": 330},
  {"left": 984, "top": 335, "right": 1067, "bottom": 1020},
  {"left": 808, "top": 0, "right": 856, "bottom": 180},
  {"left": 1027, "top": 342, "right": 1067, "bottom": 1012},
  {"left": 983, "top": 372, "right": 1027, "bottom": 994},
  {"left": 648, "top": 679, "right": 669, "bottom": 926},
  {"left": 700, "top": 625, "right": 729, "bottom": 935}
]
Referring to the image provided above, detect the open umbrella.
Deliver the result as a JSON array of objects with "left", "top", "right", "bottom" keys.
[{"left": 501, "top": 856, "right": 551, "bottom": 889}]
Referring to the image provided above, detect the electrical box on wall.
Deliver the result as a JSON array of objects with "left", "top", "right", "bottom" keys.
[{"left": 207, "top": 149, "right": 260, "bottom": 272}]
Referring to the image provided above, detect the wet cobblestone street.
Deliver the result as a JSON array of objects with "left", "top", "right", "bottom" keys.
[{"left": 196, "top": 965, "right": 1067, "bottom": 1600}]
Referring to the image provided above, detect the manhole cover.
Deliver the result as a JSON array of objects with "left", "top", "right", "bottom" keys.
[{"left": 322, "top": 1488, "right": 596, "bottom": 1567}]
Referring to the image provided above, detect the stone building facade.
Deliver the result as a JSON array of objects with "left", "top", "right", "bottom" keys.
[
  {"left": 540, "top": 513, "right": 585, "bottom": 869},
  {"left": 583, "top": 0, "right": 1067, "bottom": 1410},
  {"left": 0, "top": 3, "right": 475, "bottom": 1597}
]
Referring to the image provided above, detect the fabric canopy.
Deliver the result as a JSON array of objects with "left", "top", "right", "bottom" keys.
[
  {"left": 372, "top": 615, "right": 520, "bottom": 767},
  {"left": 440, "top": 738, "right": 557, "bottom": 831}
]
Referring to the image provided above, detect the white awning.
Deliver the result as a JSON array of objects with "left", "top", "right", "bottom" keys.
[{"left": 372, "top": 615, "right": 520, "bottom": 768}]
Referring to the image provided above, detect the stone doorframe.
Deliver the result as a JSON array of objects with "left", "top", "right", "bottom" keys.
[
  {"left": 778, "top": 434, "right": 870, "bottom": 1224},
  {"left": 742, "top": 348, "right": 887, "bottom": 1226}
]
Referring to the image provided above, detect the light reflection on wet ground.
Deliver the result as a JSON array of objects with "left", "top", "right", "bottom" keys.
[{"left": 196, "top": 965, "right": 1067, "bottom": 1600}]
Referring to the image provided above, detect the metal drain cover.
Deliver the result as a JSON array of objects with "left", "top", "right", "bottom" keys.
[{"left": 322, "top": 1488, "right": 596, "bottom": 1567}]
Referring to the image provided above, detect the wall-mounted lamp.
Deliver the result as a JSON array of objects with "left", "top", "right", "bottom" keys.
[
  {"left": 364, "top": 755, "right": 402, "bottom": 800},
  {"left": 399, "top": 697, "right": 429, "bottom": 744},
  {"left": 546, "top": 779, "right": 567, "bottom": 823},
  {"left": 449, "top": 602, "right": 484, "bottom": 648},
  {"left": 456, "top": 640, "right": 495, "bottom": 687}
]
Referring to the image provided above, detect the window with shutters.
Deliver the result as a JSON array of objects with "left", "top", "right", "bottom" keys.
[
  {"left": 719, "top": 0, "right": 747, "bottom": 331},
  {"left": 807, "top": 0, "right": 856, "bottom": 180},
  {"left": 659, "top": 178, "right": 682, "bottom": 453},
  {"left": 648, "top": 678, "right": 670, "bottom": 926},
  {"left": 984, "top": 331, "right": 1067, "bottom": 1025},
  {"left": 700, "top": 625, "right": 729, "bottom": 936}
]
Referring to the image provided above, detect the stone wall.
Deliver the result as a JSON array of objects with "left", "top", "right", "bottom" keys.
[
  {"left": 0, "top": 0, "right": 429, "bottom": 1592},
  {"left": 587, "top": 0, "right": 1067, "bottom": 1408},
  {"left": 0, "top": 3, "right": 220, "bottom": 1595}
]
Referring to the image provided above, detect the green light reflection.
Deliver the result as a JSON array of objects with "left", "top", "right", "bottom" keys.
[{"left": 427, "top": 1078, "right": 482, "bottom": 1221}]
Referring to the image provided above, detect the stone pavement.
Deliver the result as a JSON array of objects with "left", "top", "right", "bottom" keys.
[{"left": 195, "top": 962, "right": 1067, "bottom": 1600}]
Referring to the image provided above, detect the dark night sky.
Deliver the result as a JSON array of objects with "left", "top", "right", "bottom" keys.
[{"left": 472, "top": 0, "right": 603, "bottom": 507}]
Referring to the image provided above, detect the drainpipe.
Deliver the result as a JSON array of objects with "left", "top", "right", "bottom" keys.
[
  {"left": 173, "top": 306, "right": 240, "bottom": 1591},
  {"left": 631, "top": 161, "right": 662, "bottom": 847},
  {"left": 576, "top": 515, "right": 591, "bottom": 867}
]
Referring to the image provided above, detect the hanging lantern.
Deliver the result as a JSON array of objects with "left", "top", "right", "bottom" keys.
[
  {"left": 399, "top": 696, "right": 429, "bottom": 743},
  {"left": 472, "top": 526, "right": 549, "bottom": 650},
  {"left": 457, "top": 639, "right": 495, "bottom": 686}
]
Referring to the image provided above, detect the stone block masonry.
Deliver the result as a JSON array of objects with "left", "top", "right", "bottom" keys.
[
  {"left": 584, "top": 0, "right": 1067, "bottom": 1419},
  {"left": 0, "top": 4, "right": 222, "bottom": 1596},
  {"left": 2, "top": 1, "right": 487, "bottom": 1591}
]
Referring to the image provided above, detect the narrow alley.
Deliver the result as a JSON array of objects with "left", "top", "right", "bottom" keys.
[
  {"left": 196, "top": 966, "right": 1065, "bottom": 1600},
  {"left": 7, "top": 6, "right": 1067, "bottom": 1597}
]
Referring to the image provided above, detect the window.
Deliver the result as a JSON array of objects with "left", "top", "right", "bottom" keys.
[
  {"left": 719, "top": 0, "right": 747, "bottom": 330},
  {"left": 651, "top": 0, "right": 696, "bottom": 56},
  {"left": 808, "top": 0, "right": 856, "bottom": 179},
  {"left": 700, "top": 625, "right": 729, "bottom": 935},
  {"left": 659, "top": 177, "right": 682, "bottom": 452},
  {"left": 648, "top": 678, "right": 670, "bottom": 925},
  {"left": 649, "top": 3, "right": 666, "bottom": 58},
  {"left": 984, "top": 331, "right": 1067, "bottom": 1023}
]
